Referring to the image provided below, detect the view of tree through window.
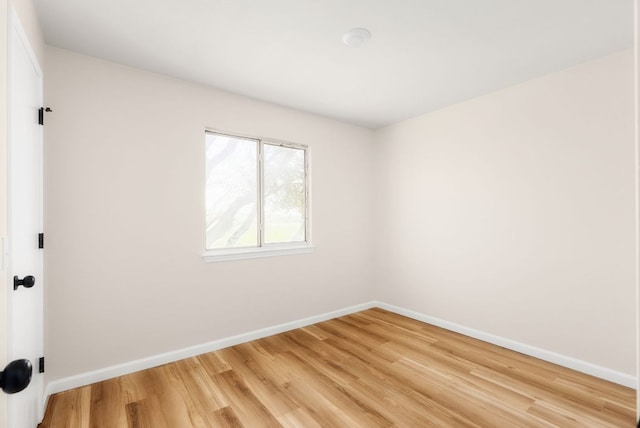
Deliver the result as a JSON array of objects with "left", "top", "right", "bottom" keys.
[
  {"left": 264, "top": 144, "right": 306, "bottom": 244},
  {"left": 205, "top": 134, "right": 258, "bottom": 249},
  {"left": 205, "top": 132, "right": 307, "bottom": 250}
]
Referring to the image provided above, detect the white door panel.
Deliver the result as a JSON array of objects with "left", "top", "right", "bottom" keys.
[{"left": 7, "top": 9, "right": 44, "bottom": 428}]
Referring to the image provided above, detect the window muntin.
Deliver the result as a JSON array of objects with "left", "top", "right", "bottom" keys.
[{"left": 205, "top": 131, "right": 308, "bottom": 252}]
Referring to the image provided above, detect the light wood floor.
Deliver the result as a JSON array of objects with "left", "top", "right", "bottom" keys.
[{"left": 39, "top": 308, "right": 636, "bottom": 427}]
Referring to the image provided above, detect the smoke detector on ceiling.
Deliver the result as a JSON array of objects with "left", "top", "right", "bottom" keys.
[{"left": 342, "top": 28, "right": 371, "bottom": 47}]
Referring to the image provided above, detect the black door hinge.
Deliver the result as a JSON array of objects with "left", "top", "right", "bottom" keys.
[
  {"left": 38, "top": 107, "right": 52, "bottom": 126},
  {"left": 39, "top": 357, "right": 45, "bottom": 374},
  {"left": 38, "top": 233, "right": 44, "bottom": 249}
]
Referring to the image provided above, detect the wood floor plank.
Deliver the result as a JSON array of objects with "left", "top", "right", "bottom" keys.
[
  {"left": 282, "top": 349, "right": 393, "bottom": 427},
  {"left": 281, "top": 378, "right": 364, "bottom": 427},
  {"left": 277, "top": 407, "right": 323, "bottom": 428},
  {"left": 213, "top": 369, "right": 282, "bottom": 427},
  {"left": 38, "top": 309, "right": 636, "bottom": 427},
  {"left": 217, "top": 345, "right": 299, "bottom": 417},
  {"left": 125, "top": 395, "right": 169, "bottom": 428},
  {"left": 208, "top": 406, "right": 244, "bottom": 427}
]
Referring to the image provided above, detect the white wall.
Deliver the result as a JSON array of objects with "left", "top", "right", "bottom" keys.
[
  {"left": 43, "top": 43, "right": 636, "bottom": 389},
  {"left": 43, "top": 47, "right": 375, "bottom": 382},
  {"left": 374, "top": 50, "right": 636, "bottom": 376}
]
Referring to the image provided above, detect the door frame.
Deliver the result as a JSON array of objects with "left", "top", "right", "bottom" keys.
[{"left": 6, "top": 4, "right": 45, "bottom": 423}]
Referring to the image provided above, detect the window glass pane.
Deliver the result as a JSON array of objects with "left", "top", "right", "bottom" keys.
[
  {"left": 205, "top": 133, "right": 258, "bottom": 249},
  {"left": 263, "top": 144, "right": 306, "bottom": 244}
]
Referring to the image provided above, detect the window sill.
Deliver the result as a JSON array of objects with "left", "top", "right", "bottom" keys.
[{"left": 202, "top": 243, "right": 314, "bottom": 263}]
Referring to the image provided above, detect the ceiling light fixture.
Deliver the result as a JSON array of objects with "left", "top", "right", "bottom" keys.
[{"left": 342, "top": 28, "right": 371, "bottom": 47}]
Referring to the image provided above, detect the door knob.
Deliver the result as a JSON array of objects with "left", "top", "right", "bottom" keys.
[
  {"left": 13, "top": 275, "right": 35, "bottom": 291},
  {"left": 0, "top": 359, "right": 32, "bottom": 394}
]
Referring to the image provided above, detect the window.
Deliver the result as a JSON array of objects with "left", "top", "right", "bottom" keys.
[{"left": 203, "top": 131, "right": 312, "bottom": 261}]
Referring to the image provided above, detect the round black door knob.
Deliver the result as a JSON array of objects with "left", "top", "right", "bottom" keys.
[
  {"left": 13, "top": 275, "right": 35, "bottom": 290},
  {"left": 0, "top": 359, "right": 32, "bottom": 394}
]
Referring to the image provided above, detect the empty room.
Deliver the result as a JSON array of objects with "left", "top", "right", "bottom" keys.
[{"left": 0, "top": 0, "right": 638, "bottom": 427}]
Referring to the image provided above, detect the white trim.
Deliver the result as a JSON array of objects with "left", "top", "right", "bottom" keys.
[
  {"left": 44, "top": 300, "right": 637, "bottom": 405},
  {"left": 202, "top": 243, "right": 314, "bottom": 262},
  {"left": 204, "top": 127, "right": 308, "bottom": 150},
  {"left": 45, "top": 301, "right": 377, "bottom": 396},
  {"left": 374, "top": 302, "right": 637, "bottom": 389},
  {"left": 304, "top": 147, "right": 312, "bottom": 243},
  {"left": 8, "top": 7, "right": 42, "bottom": 77},
  {"left": 633, "top": 0, "right": 640, "bottom": 414}
]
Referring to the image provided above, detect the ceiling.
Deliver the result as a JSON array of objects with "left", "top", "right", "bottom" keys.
[{"left": 34, "top": 0, "right": 633, "bottom": 129}]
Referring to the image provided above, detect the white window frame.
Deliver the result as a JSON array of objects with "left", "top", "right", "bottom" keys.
[{"left": 202, "top": 130, "right": 313, "bottom": 262}]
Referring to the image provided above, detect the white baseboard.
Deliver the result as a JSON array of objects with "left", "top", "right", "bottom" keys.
[
  {"left": 374, "top": 301, "right": 637, "bottom": 389},
  {"left": 44, "top": 299, "right": 636, "bottom": 408},
  {"left": 45, "top": 301, "right": 377, "bottom": 398}
]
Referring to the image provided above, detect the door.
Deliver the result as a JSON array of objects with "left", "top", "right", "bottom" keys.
[{"left": 7, "top": 9, "right": 44, "bottom": 428}]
